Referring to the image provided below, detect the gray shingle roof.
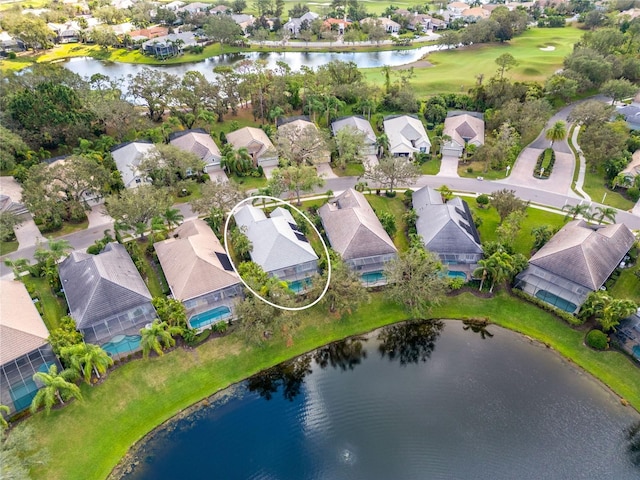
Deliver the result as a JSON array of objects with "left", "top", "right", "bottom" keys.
[
  {"left": 319, "top": 189, "right": 397, "bottom": 261},
  {"left": 331, "top": 116, "right": 376, "bottom": 145},
  {"left": 529, "top": 220, "right": 635, "bottom": 290},
  {"left": 111, "top": 141, "right": 155, "bottom": 188},
  {"left": 59, "top": 243, "right": 153, "bottom": 328},
  {"left": 233, "top": 205, "right": 318, "bottom": 273},
  {"left": 413, "top": 186, "right": 482, "bottom": 255}
]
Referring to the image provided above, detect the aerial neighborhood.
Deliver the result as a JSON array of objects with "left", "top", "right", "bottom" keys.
[{"left": 1, "top": 0, "right": 640, "bottom": 478}]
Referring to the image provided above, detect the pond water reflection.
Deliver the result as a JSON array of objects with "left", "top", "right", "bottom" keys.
[{"left": 122, "top": 320, "right": 640, "bottom": 480}]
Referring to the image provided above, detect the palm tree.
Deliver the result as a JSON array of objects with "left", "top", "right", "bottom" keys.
[
  {"left": 376, "top": 134, "right": 389, "bottom": 157},
  {"left": 4, "top": 257, "right": 30, "bottom": 279},
  {"left": 0, "top": 404, "right": 10, "bottom": 431},
  {"left": 140, "top": 320, "right": 179, "bottom": 358},
  {"left": 545, "top": 120, "right": 567, "bottom": 148},
  {"left": 600, "top": 299, "right": 637, "bottom": 332},
  {"left": 60, "top": 343, "right": 113, "bottom": 384},
  {"left": 223, "top": 148, "right": 253, "bottom": 176},
  {"left": 34, "top": 238, "right": 72, "bottom": 266},
  {"left": 162, "top": 207, "right": 184, "bottom": 232},
  {"left": 562, "top": 203, "right": 590, "bottom": 221},
  {"left": 30, "top": 365, "right": 82, "bottom": 414},
  {"left": 595, "top": 206, "right": 617, "bottom": 224}
]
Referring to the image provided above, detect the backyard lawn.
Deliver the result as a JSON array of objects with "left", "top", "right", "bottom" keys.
[
  {"left": 608, "top": 266, "right": 640, "bottom": 303},
  {"left": 364, "top": 26, "right": 584, "bottom": 96},
  {"left": 20, "top": 291, "right": 640, "bottom": 480},
  {"left": 21, "top": 276, "right": 67, "bottom": 331},
  {"left": 366, "top": 193, "right": 410, "bottom": 251}
]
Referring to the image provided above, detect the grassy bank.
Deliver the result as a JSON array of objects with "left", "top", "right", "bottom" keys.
[{"left": 21, "top": 291, "right": 640, "bottom": 480}]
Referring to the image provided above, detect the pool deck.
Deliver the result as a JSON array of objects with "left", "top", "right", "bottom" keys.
[{"left": 188, "top": 301, "right": 235, "bottom": 333}]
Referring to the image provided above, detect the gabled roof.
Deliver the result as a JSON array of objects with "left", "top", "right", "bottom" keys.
[
  {"left": 226, "top": 127, "right": 275, "bottom": 157},
  {"left": 233, "top": 205, "right": 318, "bottom": 273},
  {"left": 529, "top": 220, "right": 635, "bottom": 290},
  {"left": 111, "top": 141, "right": 155, "bottom": 187},
  {"left": 383, "top": 115, "right": 430, "bottom": 153},
  {"left": 169, "top": 129, "right": 221, "bottom": 161},
  {"left": 0, "top": 280, "right": 50, "bottom": 364},
  {"left": 154, "top": 219, "right": 239, "bottom": 301},
  {"left": 59, "top": 243, "right": 153, "bottom": 329},
  {"left": 413, "top": 187, "right": 482, "bottom": 255},
  {"left": 331, "top": 116, "right": 376, "bottom": 145},
  {"left": 443, "top": 113, "right": 485, "bottom": 147},
  {"left": 319, "top": 189, "right": 397, "bottom": 261}
]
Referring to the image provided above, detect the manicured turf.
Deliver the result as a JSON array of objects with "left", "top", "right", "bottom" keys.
[
  {"left": 364, "top": 26, "right": 584, "bottom": 96},
  {"left": 608, "top": 267, "right": 640, "bottom": 303},
  {"left": 366, "top": 193, "right": 409, "bottom": 251},
  {"left": 21, "top": 276, "right": 67, "bottom": 332},
  {"left": 333, "top": 163, "right": 365, "bottom": 177},
  {"left": 47, "top": 219, "right": 89, "bottom": 238},
  {"left": 471, "top": 204, "right": 567, "bottom": 257},
  {"left": 420, "top": 157, "right": 441, "bottom": 175},
  {"left": 582, "top": 166, "right": 635, "bottom": 211},
  {"left": 20, "top": 291, "right": 640, "bottom": 480},
  {"left": 0, "top": 240, "right": 18, "bottom": 255}
]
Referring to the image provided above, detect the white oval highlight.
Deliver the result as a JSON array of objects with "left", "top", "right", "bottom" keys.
[{"left": 223, "top": 195, "right": 332, "bottom": 311}]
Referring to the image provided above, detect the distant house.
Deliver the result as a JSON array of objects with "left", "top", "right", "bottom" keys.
[
  {"left": 169, "top": 129, "right": 223, "bottom": 174},
  {"left": 405, "top": 13, "right": 433, "bottom": 32},
  {"left": 226, "top": 126, "right": 279, "bottom": 168},
  {"left": 48, "top": 22, "right": 80, "bottom": 43},
  {"left": 413, "top": 186, "right": 483, "bottom": 277},
  {"left": 142, "top": 32, "right": 197, "bottom": 57},
  {"left": 284, "top": 12, "right": 319, "bottom": 36},
  {"left": 447, "top": 1, "right": 469, "bottom": 16},
  {"left": 233, "top": 205, "right": 319, "bottom": 287},
  {"left": 155, "top": 219, "right": 243, "bottom": 331},
  {"left": 128, "top": 25, "right": 168, "bottom": 39},
  {"left": 0, "top": 280, "right": 59, "bottom": 414},
  {"left": 319, "top": 189, "right": 397, "bottom": 285},
  {"left": 0, "top": 31, "right": 25, "bottom": 52},
  {"left": 515, "top": 220, "right": 636, "bottom": 313},
  {"left": 361, "top": 17, "right": 400, "bottom": 33},
  {"left": 441, "top": 112, "right": 485, "bottom": 158},
  {"left": 231, "top": 14, "right": 255, "bottom": 33},
  {"left": 210, "top": 4, "right": 231, "bottom": 14},
  {"left": 277, "top": 117, "right": 331, "bottom": 164},
  {"left": 165, "top": 1, "right": 185, "bottom": 10},
  {"left": 59, "top": 243, "right": 157, "bottom": 357},
  {"left": 383, "top": 114, "right": 431, "bottom": 157},
  {"left": 617, "top": 104, "right": 640, "bottom": 130},
  {"left": 461, "top": 6, "right": 491, "bottom": 21},
  {"left": 111, "top": 141, "right": 155, "bottom": 189},
  {"left": 176, "top": 1, "right": 209, "bottom": 14},
  {"left": 323, "top": 18, "right": 351, "bottom": 34},
  {"left": 331, "top": 116, "right": 377, "bottom": 156}
]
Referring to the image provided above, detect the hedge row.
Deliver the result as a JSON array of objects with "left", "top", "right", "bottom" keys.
[
  {"left": 533, "top": 148, "right": 556, "bottom": 179},
  {"left": 511, "top": 288, "right": 584, "bottom": 326}
]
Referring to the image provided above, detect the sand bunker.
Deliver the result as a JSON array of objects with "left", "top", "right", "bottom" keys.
[{"left": 539, "top": 46, "right": 556, "bottom": 51}]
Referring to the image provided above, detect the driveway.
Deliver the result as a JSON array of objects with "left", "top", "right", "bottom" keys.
[{"left": 437, "top": 155, "right": 460, "bottom": 177}]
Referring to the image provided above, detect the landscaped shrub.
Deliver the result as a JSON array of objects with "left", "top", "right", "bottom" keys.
[
  {"left": 212, "top": 321, "right": 228, "bottom": 334},
  {"left": 586, "top": 329, "right": 608, "bottom": 350},
  {"left": 476, "top": 194, "right": 489, "bottom": 208},
  {"left": 533, "top": 148, "right": 556, "bottom": 178},
  {"left": 627, "top": 187, "right": 640, "bottom": 202},
  {"left": 511, "top": 289, "right": 584, "bottom": 326}
]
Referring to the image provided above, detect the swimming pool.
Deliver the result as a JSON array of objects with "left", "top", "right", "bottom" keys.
[
  {"left": 288, "top": 279, "right": 311, "bottom": 293},
  {"left": 633, "top": 345, "right": 640, "bottom": 360},
  {"left": 102, "top": 335, "right": 141, "bottom": 357},
  {"left": 361, "top": 271, "right": 386, "bottom": 284},
  {"left": 447, "top": 271, "right": 467, "bottom": 280},
  {"left": 189, "top": 306, "right": 232, "bottom": 330},
  {"left": 535, "top": 290, "right": 577, "bottom": 313}
]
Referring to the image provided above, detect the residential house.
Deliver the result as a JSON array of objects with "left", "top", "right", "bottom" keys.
[
  {"left": 447, "top": 1, "right": 470, "bottom": 17},
  {"left": 0, "top": 31, "right": 25, "bottom": 52},
  {"left": 59, "top": 243, "right": 157, "bottom": 357},
  {"left": 169, "top": 129, "right": 224, "bottom": 174},
  {"left": 154, "top": 219, "right": 243, "bottom": 331},
  {"left": 233, "top": 205, "right": 319, "bottom": 287},
  {"left": 331, "top": 116, "right": 377, "bottom": 156},
  {"left": 0, "top": 194, "right": 27, "bottom": 216},
  {"left": 617, "top": 104, "right": 640, "bottom": 130},
  {"left": 319, "top": 188, "right": 397, "bottom": 285},
  {"left": 516, "top": 220, "right": 636, "bottom": 313},
  {"left": 0, "top": 280, "right": 59, "bottom": 414},
  {"left": 210, "top": 4, "right": 231, "bottom": 14},
  {"left": 111, "top": 0, "right": 134, "bottom": 9},
  {"left": 361, "top": 17, "right": 400, "bottom": 33},
  {"left": 277, "top": 117, "right": 331, "bottom": 164},
  {"left": 383, "top": 114, "right": 431, "bottom": 157},
  {"left": 165, "top": 1, "right": 186, "bottom": 10},
  {"left": 284, "top": 12, "right": 319, "bottom": 36},
  {"left": 461, "top": 6, "right": 492, "bottom": 21},
  {"left": 176, "top": 2, "right": 209, "bottom": 14},
  {"left": 128, "top": 25, "right": 168, "bottom": 39},
  {"left": 231, "top": 14, "right": 255, "bottom": 33},
  {"left": 323, "top": 18, "right": 351, "bottom": 34},
  {"left": 430, "top": 17, "right": 448, "bottom": 30},
  {"left": 48, "top": 22, "right": 81, "bottom": 43},
  {"left": 620, "top": 149, "right": 640, "bottom": 186},
  {"left": 441, "top": 112, "right": 485, "bottom": 158},
  {"left": 226, "top": 126, "right": 279, "bottom": 168},
  {"left": 413, "top": 186, "right": 483, "bottom": 277},
  {"left": 112, "top": 141, "right": 155, "bottom": 189},
  {"left": 142, "top": 32, "right": 197, "bottom": 57}
]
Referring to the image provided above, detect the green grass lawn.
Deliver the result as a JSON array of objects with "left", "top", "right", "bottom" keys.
[
  {"left": 20, "top": 291, "right": 640, "bottom": 480},
  {"left": 46, "top": 219, "right": 89, "bottom": 239},
  {"left": 332, "top": 163, "right": 365, "bottom": 177},
  {"left": 420, "top": 157, "right": 441, "bottom": 175},
  {"left": 471, "top": 204, "right": 567, "bottom": 256},
  {"left": 458, "top": 160, "right": 511, "bottom": 180},
  {"left": 608, "top": 267, "right": 640, "bottom": 303},
  {"left": 230, "top": 174, "right": 268, "bottom": 191},
  {"left": 364, "top": 26, "right": 584, "bottom": 96},
  {"left": 366, "top": 193, "right": 409, "bottom": 251},
  {"left": 582, "top": 166, "right": 635, "bottom": 211},
  {"left": 0, "top": 240, "right": 19, "bottom": 255},
  {"left": 21, "top": 276, "right": 67, "bottom": 331}
]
